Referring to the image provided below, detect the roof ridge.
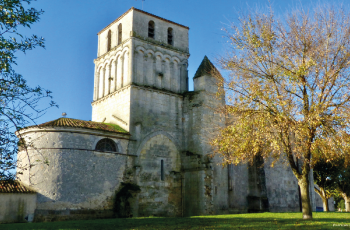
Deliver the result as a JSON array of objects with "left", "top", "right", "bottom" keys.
[
  {"left": 20, "top": 118, "right": 129, "bottom": 134},
  {"left": 0, "top": 180, "right": 36, "bottom": 193}
]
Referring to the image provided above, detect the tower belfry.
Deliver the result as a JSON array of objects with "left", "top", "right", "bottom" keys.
[{"left": 92, "top": 7, "right": 189, "bottom": 132}]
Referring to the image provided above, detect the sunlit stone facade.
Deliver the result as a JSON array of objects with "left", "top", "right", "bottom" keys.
[{"left": 15, "top": 8, "right": 324, "bottom": 222}]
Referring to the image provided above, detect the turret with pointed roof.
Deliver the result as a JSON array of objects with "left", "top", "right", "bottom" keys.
[
  {"left": 193, "top": 56, "right": 222, "bottom": 93},
  {"left": 194, "top": 56, "right": 222, "bottom": 79}
]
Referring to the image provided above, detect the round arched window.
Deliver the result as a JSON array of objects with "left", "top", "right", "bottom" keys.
[
  {"left": 95, "top": 138, "right": 117, "bottom": 152},
  {"left": 148, "top": 20, "right": 155, "bottom": 38}
]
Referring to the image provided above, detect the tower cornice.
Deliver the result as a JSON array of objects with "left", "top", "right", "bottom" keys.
[{"left": 91, "top": 84, "right": 185, "bottom": 107}]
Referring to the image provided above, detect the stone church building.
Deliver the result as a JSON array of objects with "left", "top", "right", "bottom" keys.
[{"left": 16, "top": 8, "right": 318, "bottom": 221}]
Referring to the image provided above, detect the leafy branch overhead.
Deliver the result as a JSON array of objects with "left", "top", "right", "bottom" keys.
[
  {"left": 0, "top": 0, "right": 45, "bottom": 72},
  {"left": 0, "top": 0, "right": 57, "bottom": 181}
]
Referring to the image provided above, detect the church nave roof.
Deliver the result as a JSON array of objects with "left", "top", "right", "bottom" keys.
[{"left": 22, "top": 118, "right": 129, "bottom": 134}]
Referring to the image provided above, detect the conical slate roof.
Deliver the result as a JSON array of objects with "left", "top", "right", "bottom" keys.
[
  {"left": 193, "top": 56, "right": 221, "bottom": 79},
  {"left": 21, "top": 118, "right": 129, "bottom": 134}
]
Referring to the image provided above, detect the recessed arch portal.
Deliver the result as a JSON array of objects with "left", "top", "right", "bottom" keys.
[{"left": 137, "top": 133, "right": 181, "bottom": 216}]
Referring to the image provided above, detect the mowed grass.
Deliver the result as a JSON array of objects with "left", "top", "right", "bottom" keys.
[{"left": 1, "top": 212, "right": 350, "bottom": 230}]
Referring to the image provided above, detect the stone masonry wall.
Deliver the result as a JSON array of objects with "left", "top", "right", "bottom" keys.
[
  {"left": 133, "top": 39, "right": 188, "bottom": 94},
  {"left": 17, "top": 129, "right": 133, "bottom": 220},
  {"left": 182, "top": 74, "right": 229, "bottom": 215},
  {"left": 228, "top": 164, "right": 249, "bottom": 213},
  {"left": 98, "top": 10, "right": 133, "bottom": 57},
  {"left": 264, "top": 158, "right": 301, "bottom": 212},
  {"left": 0, "top": 193, "right": 37, "bottom": 223},
  {"left": 132, "top": 10, "right": 189, "bottom": 52},
  {"left": 136, "top": 134, "right": 181, "bottom": 217},
  {"left": 98, "top": 9, "right": 189, "bottom": 57},
  {"left": 128, "top": 86, "right": 184, "bottom": 217},
  {"left": 130, "top": 87, "right": 183, "bottom": 151},
  {"left": 92, "top": 86, "right": 131, "bottom": 131}
]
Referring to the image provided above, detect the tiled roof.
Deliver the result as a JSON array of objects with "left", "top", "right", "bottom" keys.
[
  {"left": 194, "top": 56, "right": 222, "bottom": 79},
  {"left": 23, "top": 118, "right": 129, "bottom": 134},
  {"left": 0, "top": 180, "right": 36, "bottom": 193},
  {"left": 98, "top": 7, "right": 189, "bottom": 35}
]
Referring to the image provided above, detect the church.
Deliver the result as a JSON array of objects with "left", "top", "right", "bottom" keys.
[{"left": 15, "top": 7, "right": 319, "bottom": 221}]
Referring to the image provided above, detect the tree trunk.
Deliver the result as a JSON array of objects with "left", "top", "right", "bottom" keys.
[
  {"left": 322, "top": 197, "right": 329, "bottom": 212},
  {"left": 344, "top": 195, "right": 350, "bottom": 212},
  {"left": 314, "top": 186, "right": 329, "bottom": 212},
  {"left": 299, "top": 176, "right": 313, "bottom": 219}
]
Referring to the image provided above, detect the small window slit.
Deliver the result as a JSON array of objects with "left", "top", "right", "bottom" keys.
[{"left": 161, "top": 159, "right": 164, "bottom": 181}]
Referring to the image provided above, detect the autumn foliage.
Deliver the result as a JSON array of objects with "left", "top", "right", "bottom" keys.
[{"left": 211, "top": 5, "right": 350, "bottom": 219}]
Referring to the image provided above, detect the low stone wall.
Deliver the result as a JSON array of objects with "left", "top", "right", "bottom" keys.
[{"left": 0, "top": 193, "right": 36, "bottom": 223}]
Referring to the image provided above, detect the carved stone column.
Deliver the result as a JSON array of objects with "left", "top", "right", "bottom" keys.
[
  {"left": 155, "top": 56, "right": 162, "bottom": 88},
  {"left": 151, "top": 56, "right": 156, "bottom": 87},
  {"left": 181, "top": 61, "right": 188, "bottom": 92},
  {"left": 137, "top": 51, "right": 144, "bottom": 85},
  {"left": 113, "top": 59, "right": 118, "bottom": 92},
  {"left": 117, "top": 55, "right": 123, "bottom": 89},
  {"left": 99, "top": 67, "right": 105, "bottom": 98},
  {"left": 133, "top": 51, "right": 139, "bottom": 85},
  {"left": 129, "top": 40, "right": 134, "bottom": 85},
  {"left": 123, "top": 52, "right": 129, "bottom": 87},
  {"left": 110, "top": 61, "right": 115, "bottom": 93},
  {"left": 143, "top": 54, "right": 148, "bottom": 85},
  {"left": 120, "top": 55, "right": 125, "bottom": 88},
  {"left": 105, "top": 64, "right": 111, "bottom": 95},
  {"left": 170, "top": 62, "right": 174, "bottom": 92},
  {"left": 174, "top": 62, "right": 180, "bottom": 93},
  {"left": 161, "top": 60, "right": 166, "bottom": 89},
  {"left": 93, "top": 67, "right": 99, "bottom": 100},
  {"left": 146, "top": 54, "right": 154, "bottom": 86}
]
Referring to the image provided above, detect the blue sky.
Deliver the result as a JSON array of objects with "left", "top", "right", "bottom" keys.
[{"left": 14, "top": 0, "right": 343, "bottom": 125}]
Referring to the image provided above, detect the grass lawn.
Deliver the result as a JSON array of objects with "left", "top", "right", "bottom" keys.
[{"left": 1, "top": 212, "right": 350, "bottom": 230}]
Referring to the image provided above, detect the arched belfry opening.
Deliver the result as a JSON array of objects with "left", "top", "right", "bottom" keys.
[
  {"left": 167, "top": 27, "right": 173, "bottom": 45},
  {"left": 148, "top": 21, "right": 155, "bottom": 38},
  {"left": 107, "top": 30, "right": 112, "bottom": 52},
  {"left": 118, "top": 23, "right": 122, "bottom": 45}
]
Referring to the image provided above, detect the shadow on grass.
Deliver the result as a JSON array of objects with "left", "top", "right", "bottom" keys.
[{"left": 1, "top": 213, "right": 350, "bottom": 230}]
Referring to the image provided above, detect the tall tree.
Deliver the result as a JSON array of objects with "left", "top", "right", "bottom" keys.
[
  {"left": 314, "top": 156, "right": 350, "bottom": 212},
  {"left": 211, "top": 5, "right": 350, "bottom": 219},
  {"left": 0, "top": 0, "right": 56, "bottom": 180},
  {"left": 334, "top": 162, "right": 350, "bottom": 212},
  {"left": 313, "top": 158, "right": 339, "bottom": 211}
]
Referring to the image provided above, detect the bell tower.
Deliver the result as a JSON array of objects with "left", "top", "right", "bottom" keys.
[
  {"left": 91, "top": 7, "right": 189, "bottom": 135},
  {"left": 91, "top": 8, "right": 190, "bottom": 217}
]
